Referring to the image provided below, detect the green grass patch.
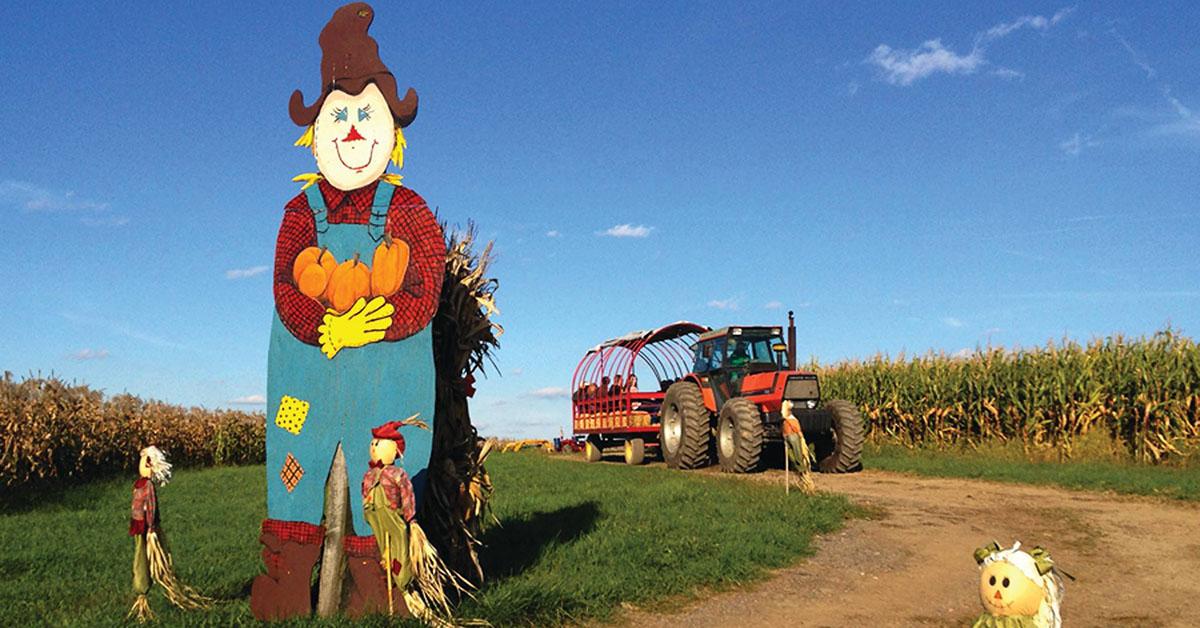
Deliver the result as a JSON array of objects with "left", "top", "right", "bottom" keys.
[
  {"left": 0, "top": 452, "right": 851, "bottom": 626},
  {"left": 866, "top": 441, "right": 1200, "bottom": 501}
]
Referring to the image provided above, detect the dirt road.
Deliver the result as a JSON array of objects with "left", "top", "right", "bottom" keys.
[{"left": 616, "top": 466, "right": 1199, "bottom": 627}]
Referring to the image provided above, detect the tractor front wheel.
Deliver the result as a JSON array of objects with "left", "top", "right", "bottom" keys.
[
  {"left": 661, "top": 381, "right": 711, "bottom": 469},
  {"left": 816, "top": 399, "right": 864, "bottom": 473},
  {"left": 716, "top": 397, "right": 765, "bottom": 473}
]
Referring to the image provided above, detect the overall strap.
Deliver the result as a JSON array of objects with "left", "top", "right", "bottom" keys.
[
  {"left": 369, "top": 181, "right": 395, "bottom": 242},
  {"left": 303, "top": 185, "right": 330, "bottom": 234}
]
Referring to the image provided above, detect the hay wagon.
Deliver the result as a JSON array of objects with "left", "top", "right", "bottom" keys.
[{"left": 570, "top": 321, "right": 709, "bottom": 464}]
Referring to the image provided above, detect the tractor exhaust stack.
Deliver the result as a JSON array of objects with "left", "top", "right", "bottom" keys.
[{"left": 787, "top": 310, "right": 797, "bottom": 370}]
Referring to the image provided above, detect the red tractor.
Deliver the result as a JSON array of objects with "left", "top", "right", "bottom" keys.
[
  {"left": 571, "top": 312, "right": 863, "bottom": 473},
  {"left": 660, "top": 313, "right": 863, "bottom": 473}
]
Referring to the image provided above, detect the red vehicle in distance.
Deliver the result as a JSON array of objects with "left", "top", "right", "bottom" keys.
[{"left": 571, "top": 312, "right": 863, "bottom": 473}]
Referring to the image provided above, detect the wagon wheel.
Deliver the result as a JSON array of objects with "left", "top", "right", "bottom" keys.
[
  {"left": 660, "top": 381, "right": 711, "bottom": 469},
  {"left": 584, "top": 435, "right": 603, "bottom": 463},
  {"left": 624, "top": 438, "right": 645, "bottom": 465}
]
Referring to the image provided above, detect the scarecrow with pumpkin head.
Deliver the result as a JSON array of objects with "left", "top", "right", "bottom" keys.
[{"left": 251, "top": 2, "right": 445, "bottom": 620}]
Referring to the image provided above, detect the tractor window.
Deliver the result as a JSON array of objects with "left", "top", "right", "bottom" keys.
[
  {"left": 693, "top": 342, "right": 711, "bottom": 373},
  {"left": 728, "top": 336, "right": 783, "bottom": 365},
  {"left": 709, "top": 338, "right": 726, "bottom": 369},
  {"left": 694, "top": 338, "right": 726, "bottom": 372}
]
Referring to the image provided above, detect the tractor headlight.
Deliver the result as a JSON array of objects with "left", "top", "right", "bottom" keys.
[{"left": 806, "top": 400, "right": 817, "bottom": 410}]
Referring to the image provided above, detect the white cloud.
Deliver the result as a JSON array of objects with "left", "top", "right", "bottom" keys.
[
  {"left": 867, "top": 8, "right": 1071, "bottom": 86},
  {"left": 545, "top": 230, "right": 561, "bottom": 237},
  {"left": 707, "top": 298, "right": 739, "bottom": 311},
  {"left": 225, "top": 265, "right": 269, "bottom": 279},
  {"left": 764, "top": 300, "right": 784, "bottom": 310},
  {"left": 980, "top": 8, "right": 1073, "bottom": 42},
  {"left": 942, "top": 316, "right": 965, "bottom": 328},
  {"left": 599, "top": 224, "right": 652, "bottom": 238},
  {"left": 230, "top": 394, "right": 266, "bottom": 405},
  {"left": 951, "top": 347, "right": 974, "bottom": 359},
  {"left": 70, "top": 348, "right": 110, "bottom": 360},
  {"left": 992, "top": 67, "right": 1025, "bottom": 81},
  {"left": 510, "top": 367, "right": 524, "bottom": 376},
  {"left": 867, "top": 40, "right": 983, "bottom": 86},
  {"left": 1059, "top": 132, "right": 1099, "bottom": 156},
  {"left": 1110, "top": 29, "right": 1156, "bottom": 79},
  {"left": 1, "top": 180, "right": 110, "bottom": 212},
  {"left": 526, "top": 387, "right": 571, "bottom": 400},
  {"left": 1164, "top": 89, "right": 1192, "bottom": 119}
]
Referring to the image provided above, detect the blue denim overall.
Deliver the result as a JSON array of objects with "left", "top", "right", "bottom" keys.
[{"left": 265, "top": 181, "right": 434, "bottom": 534}]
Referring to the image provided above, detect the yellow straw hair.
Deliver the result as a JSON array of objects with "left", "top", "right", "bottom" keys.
[
  {"left": 391, "top": 126, "right": 406, "bottom": 168},
  {"left": 294, "top": 125, "right": 315, "bottom": 148}
]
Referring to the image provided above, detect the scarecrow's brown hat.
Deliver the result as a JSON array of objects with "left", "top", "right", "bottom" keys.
[{"left": 288, "top": 2, "right": 418, "bottom": 128}]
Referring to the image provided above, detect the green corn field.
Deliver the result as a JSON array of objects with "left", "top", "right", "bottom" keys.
[
  {"left": 0, "top": 372, "right": 264, "bottom": 492},
  {"left": 813, "top": 328, "right": 1200, "bottom": 463}
]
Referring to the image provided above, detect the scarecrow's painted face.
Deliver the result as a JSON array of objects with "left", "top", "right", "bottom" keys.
[
  {"left": 138, "top": 453, "right": 153, "bottom": 479},
  {"left": 978, "top": 561, "right": 1044, "bottom": 617},
  {"left": 370, "top": 437, "right": 399, "bottom": 465},
  {"left": 314, "top": 83, "right": 396, "bottom": 191}
]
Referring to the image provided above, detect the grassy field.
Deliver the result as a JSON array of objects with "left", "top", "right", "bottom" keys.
[
  {"left": 0, "top": 452, "right": 852, "bottom": 627},
  {"left": 865, "top": 441, "right": 1200, "bottom": 501}
]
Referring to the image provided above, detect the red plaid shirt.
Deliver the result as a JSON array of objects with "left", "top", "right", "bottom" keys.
[
  {"left": 361, "top": 465, "right": 416, "bottom": 522},
  {"left": 129, "top": 478, "right": 156, "bottom": 536},
  {"left": 273, "top": 179, "right": 445, "bottom": 346}
]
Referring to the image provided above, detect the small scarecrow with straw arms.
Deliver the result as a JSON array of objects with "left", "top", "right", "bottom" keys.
[
  {"left": 361, "top": 418, "right": 418, "bottom": 617},
  {"left": 128, "top": 446, "right": 211, "bottom": 622},
  {"left": 780, "top": 400, "right": 817, "bottom": 494}
]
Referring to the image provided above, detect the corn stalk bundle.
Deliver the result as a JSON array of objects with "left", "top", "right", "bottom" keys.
[
  {"left": 418, "top": 223, "right": 501, "bottom": 593},
  {"left": 814, "top": 328, "right": 1200, "bottom": 463}
]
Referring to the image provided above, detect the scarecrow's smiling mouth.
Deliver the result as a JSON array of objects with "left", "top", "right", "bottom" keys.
[{"left": 333, "top": 139, "right": 378, "bottom": 172}]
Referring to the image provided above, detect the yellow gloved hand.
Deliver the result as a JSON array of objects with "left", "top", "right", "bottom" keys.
[{"left": 318, "top": 296, "right": 395, "bottom": 359}]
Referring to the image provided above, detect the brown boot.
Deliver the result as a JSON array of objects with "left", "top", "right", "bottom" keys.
[
  {"left": 344, "top": 535, "right": 409, "bottom": 618},
  {"left": 250, "top": 520, "right": 324, "bottom": 621}
]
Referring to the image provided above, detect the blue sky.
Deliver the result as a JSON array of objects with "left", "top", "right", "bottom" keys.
[{"left": 2, "top": 2, "right": 1197, "bottom": 438}]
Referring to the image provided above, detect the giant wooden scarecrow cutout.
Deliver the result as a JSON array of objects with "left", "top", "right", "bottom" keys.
[{"left": 252, "top": 2, "right": 445, "bottom": 620}]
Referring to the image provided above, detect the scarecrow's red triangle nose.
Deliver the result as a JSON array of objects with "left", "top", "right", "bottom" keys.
[
  {"left": 994, "top": 590, "right": 1003, "bottom": 600},
  {"left": 342, "top": 125, "right": 365, "bottom": 142}
]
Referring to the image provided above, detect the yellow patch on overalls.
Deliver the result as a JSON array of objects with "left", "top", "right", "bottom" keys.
[{"left": 274, "top": 395, "right": 311, "bottom": 435}]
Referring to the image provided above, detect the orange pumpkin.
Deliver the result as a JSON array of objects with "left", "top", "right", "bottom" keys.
[
  {"left": 369, "top": 236, "right": 410, "bottom": 297},
  {"left": 292, "top": 247, "right": 337, "bottom": 300},
  {"left": 327, "top": 254, "right": 372, "bottom": 313}
]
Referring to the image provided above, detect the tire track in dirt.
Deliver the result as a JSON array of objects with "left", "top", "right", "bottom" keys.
[{"left": 608, "top": 465, "right": 1199, "bottom": 628}]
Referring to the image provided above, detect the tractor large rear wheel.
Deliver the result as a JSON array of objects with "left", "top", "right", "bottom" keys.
[
  {"left": 661, "top": 381, "right": 711, "bottom": 469},
  {"left": 717, "top": 397, "right": 765, "bottom": 473},
  {"left": 817, "top": 399, "right": 864, "bottom": 473}
]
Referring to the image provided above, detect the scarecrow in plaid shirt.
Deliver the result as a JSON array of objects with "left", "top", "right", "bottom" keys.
[
  {"left": 127, "top": 447, "right": 210, "bottom": 622},
  {"left": 252, "top": 3, "right": 444, "bottom": 620}
]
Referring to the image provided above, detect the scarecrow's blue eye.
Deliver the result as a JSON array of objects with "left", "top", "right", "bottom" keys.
[
  {"left": 332, "top": 107, "right": 348, "bottom": 122},
  {"left": 358, "top": 105, "right": 373, "bottom": 122}
]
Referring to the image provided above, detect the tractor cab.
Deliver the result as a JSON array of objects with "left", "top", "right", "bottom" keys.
[{"left": 691, "top": 326, "right": 787, "bottom": 410}]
